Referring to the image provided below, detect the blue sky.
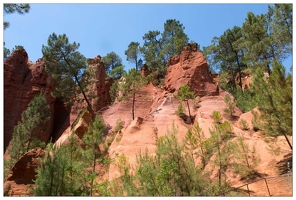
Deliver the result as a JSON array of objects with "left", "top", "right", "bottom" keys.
[{"left": 2, "top": 2, "right": 293, "bottom": 72}]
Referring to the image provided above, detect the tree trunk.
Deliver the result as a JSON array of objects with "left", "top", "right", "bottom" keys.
[
  {"left": 230, "top": 65, "right": 236, "bottom": 92},
  {"left": 235, "top": 52, "right": 243, "bottom": 89},
  {"left": 268, "top": 94, "right": 292, "bottom": 150},
  {"left": 132, "top": 92, "right": 135, "bottom": 120},
  {"left": 217, "top": 142, "right": 222, "bottom": 188},
  {"left": 61, "top": 52, "right": 95, "bottom": 117}
]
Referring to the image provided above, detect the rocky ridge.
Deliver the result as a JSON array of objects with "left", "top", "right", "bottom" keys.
[{"left": 3, "top": 45, "right": 292, "bottom": 196}]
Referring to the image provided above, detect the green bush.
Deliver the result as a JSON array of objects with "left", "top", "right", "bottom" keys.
[
  {"left": 239, "top": 119, "right": 250, "bottom": 130},
  {"left": 232, "top": 88, "right": 257, "bottom": 113},
  {"left": 224, "top": 95, "right": 236, "bottom": 118},
  {"left": 251, "top": 110, "right": 261, "bottom": 132},
  {"left": 114, "top": 118, "right": 124, "bottom": 133},
  {"left": 177, "top": 103, "right": 185, "bottom": 118},
  {"left": 110, "top": 81, "right": 119, "bottom": 104},
  {"left": 212, "top": 111, "right": 223, "bottom": 124}
]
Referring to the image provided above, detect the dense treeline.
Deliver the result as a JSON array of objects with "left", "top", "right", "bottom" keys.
[{"left": 3, "top": 3, "right": 292, "bottom": 196}]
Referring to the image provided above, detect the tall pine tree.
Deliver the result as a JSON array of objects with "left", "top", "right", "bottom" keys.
[
  {"left": 42, "top": 33, "right": 94, "bottom": 112},
  {"left": 252, "top": 61, "right": 292, "bottom": 150},
  {"left": 6, "top": 91, "right": 50, "bottom": 170},
  {"left": 82, "top": 116, "right": 106, "bottom": 196},
  {"left": 118, "top": 68, "right": 147, "bottom": 120}
]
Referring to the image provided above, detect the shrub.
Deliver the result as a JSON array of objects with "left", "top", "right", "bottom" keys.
[
  {"left": 177, "top": 103, "right": 185, "bottom": 118},
  {"left": 115, "top": 134, "right": 123, "bottom": 143},
  {"left": 212, "top": 110, "right": 223, "bottom": 124},
  {"left": 239, "top": 119, "right": 250, "bottom": 130},
  {"left": 251, "top": 110, "right": 261, "bottom": 132},
  {"left": 232, "top": 88, "right": 257, "bottom": 113},
  {"left": 224, "top": 95, "right": 236, "bottom": 118},
  {"left": 114, "top": 118, "right": 124, "bottom": 133},
  {"left": 110, "top": 81, "right": 119, "bottom": 104}
]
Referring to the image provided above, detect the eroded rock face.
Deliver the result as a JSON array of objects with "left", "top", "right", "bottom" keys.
[
  {"left": 236, "top": 107, "right": 259, "bottom": 131},
  {"left": 101, "top": 83, "right": 161, "bottom": 133},
  {"left": 6, "top": 148, "right": 46, "bottom": 184},
  {"left": 54, "top": 111, "right": 92, "bottom": 148},
  {"left": 4, "top": 148, "right": 45, "bottom": 196},
  {"left": 164, "top": 43, "right": 219, "bottom": 96},
  {"left": 4, "top": 49, "right": 55, "bottom": 151},
  {"left": 89, "top": 55, "right": 112, "bottom": 111}
]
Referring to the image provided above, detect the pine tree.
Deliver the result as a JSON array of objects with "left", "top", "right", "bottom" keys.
[
  {"left": 6, "top": 91, "right": 50, "bottom": 170},
  {"left": 34, "top": 134, "right": 90, "bottom": 196},
  {"left": 140, "top": 19, "right": 189, "bottom": 78},
  {"left": 161, "top": 19, "right": 189, "bottom": 62},
  {"left": 42, "top": 33, "right": 94, "bottom": 112},
  {"left": 174, "top": 84, "right": 196, "bottom": 124},
  {"left": 212, "top": 110, "right": 223, "bottom": 124},
  {"left": 34, "top": 142, "right": 62, "bottom": 196},
  {"left": 64, "top": 133, "right": 90, "bottom": 195},
  {"left": 224, "top": 94, "right": 236, "bottom": 119},
  {"left": 184, "top": 122, "right": 208, "bottom": 169},
  {"left": 238, "top": 11, "right": 280, "bottom": 75},
  {"left": 203, "top": 26, "right": 246, "bottom": 90},
  {"left": 3, "top": 4, "right": 30, "bottom": 29},
  {"left": 82, "top": 116, "right": 105, "bottom": 196},
  {"left": 109, "top": 65, "right": 125, "bottom": 79},
  {"left": 118, "top": 68, "right": 147, "bottom": 120},
  {"left": 267, "top": 4, "right": 292, "bottom": 61},
  {"left": 208, "top": 121, "right": 234, "bottom": 194},
  {"left": 232, "top": 133, "right": 260, "bottom": 178},
  {"left": 102, "top": 51, "right": 123, "bottom": 74},
  {"left": 252, "top": 61, "right": 292, "bottom": 150},
  {"left": 125, "top": 42, "right": 142, "bottom": 71},
  {"left": 117, "top": 122, "right": 211, "bottom": 196}
]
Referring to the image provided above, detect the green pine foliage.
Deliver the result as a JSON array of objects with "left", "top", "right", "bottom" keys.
[
  {"left": 232, "top": 134, "right": 259, "bottom": 178},
  {"left": 34, "top": 142, "right": 71, "bottom": 196},
  {"left": 202, "top": 26, "right": 246, "bottom": 91},
  {"left": 140, "top": 19, "right": 189, "bottom": 78},
  {"left": 232, "top": 87, "right": 257, "bottom": 113},
  {"left": 33, "top": 133, "right": 90, "bottom": 196},
  {"left": 115, "top": 122, "right": 212, "bottom": 196},
  {"left": 252, "top": 61, "right": 292, "bottom": 150},
  {"left": 208, "top": 122, "right": 234, "bottom": 191},
  {"left": 184, "top": 122, "right": 208, "bottom": 169},
  {"left": 161, "top": 19, "right": 189, "bottom": 61},
  {"left": 109, "top": 65, "right": 125, "bottom": 79},
  {"left": 42, "top": 33, "right": 94, "bottom": 111},
  {"left": 125, "top": 42, "right": 142, "bottom": 71},
  {"left": 118, "top": 68, "right": 148, "bottom": 120},
  {"left": 203, "top": 4, "right": 292, "bottom": 118},
  {"left": 114, "top": 118, "right": 124, "bottom": 133},
  {"left": 239, "top": 119, "right": 250, "bottom": 130},
  {"left": 251, "top": 109, "right": 262, "bottom": 132},
  {"left": 82, "top": 116, "right": 106, "bottom": 196},
  {"left": 102, "top": 51, "right": 123, "bottom": 74},
  {"left": 110, "top": 81, "right": 119, "bottom": 103},
  {"left": 34, "top": 116, "right": 107, "bottom": 196},
  {"left": 177, "top": 103, "right": 185, "bottom": 119},
  {"left": 212, "top": 110, "right": 223, "bottom": 124},
  {"left": 224, "top": 95, "right": 236, "bottom": 119},
  {"left": 34, "top": 137, "right": 90, "bottom": 196},
  {"left": 4, "top": 4, "right": 30, "bottom": 29},
  {"left": 268, "top": 4, "right": 292, "bottom": 58},
  {"left": 174, "top": 84, "right": 196, "bottom": 124},
  {"left": 6, "top": 92, "right": 50, "bottom": 172}
]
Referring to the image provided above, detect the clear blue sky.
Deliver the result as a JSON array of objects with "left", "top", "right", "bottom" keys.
[{"left": 2, "top": 2, "right": 293, "bottom": 72}]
